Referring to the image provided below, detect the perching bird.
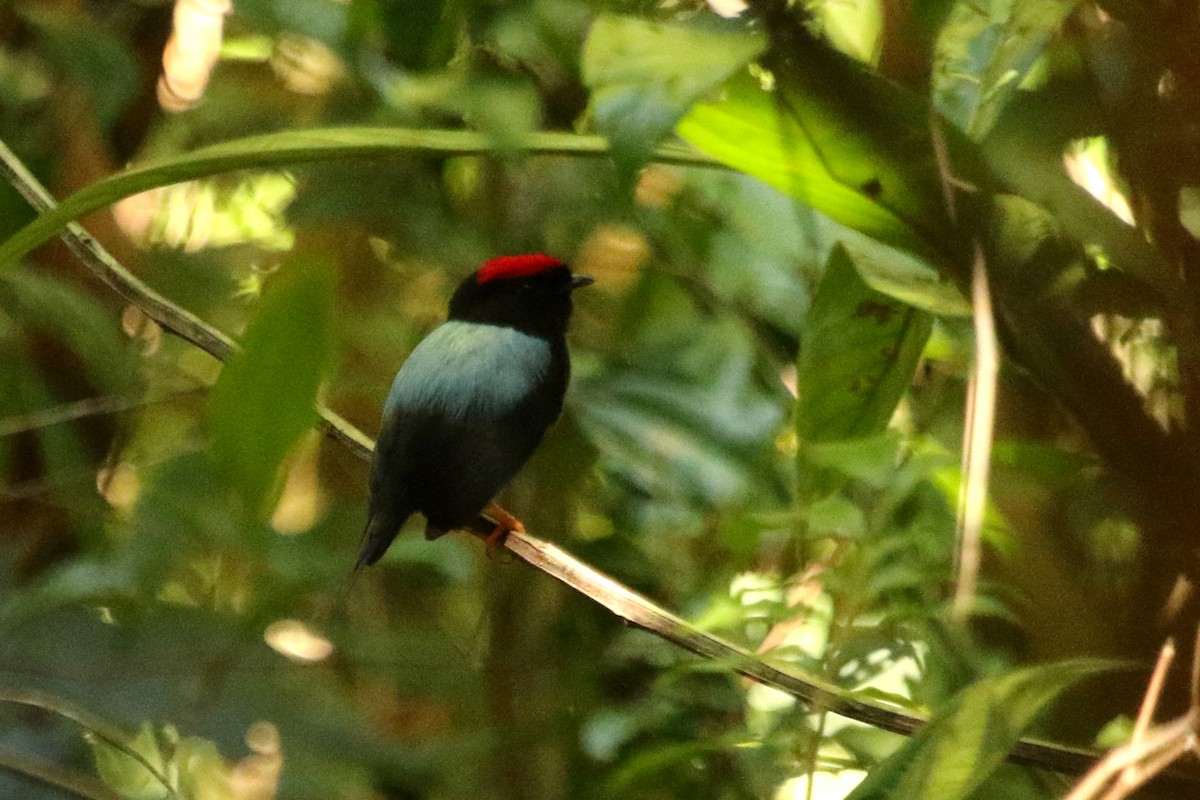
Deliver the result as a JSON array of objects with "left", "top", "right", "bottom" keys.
[{"left": 357, "top": 254, "right": 592, "bottom": 568}]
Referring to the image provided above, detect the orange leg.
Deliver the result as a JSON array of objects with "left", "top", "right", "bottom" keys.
[{"left": 483, "top": 502, "right": 525, "bottom": 548}]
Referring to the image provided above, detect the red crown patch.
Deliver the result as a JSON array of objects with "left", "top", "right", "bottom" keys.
[{"left": 476, "top": 253, "right": 565, "bottom": 284}]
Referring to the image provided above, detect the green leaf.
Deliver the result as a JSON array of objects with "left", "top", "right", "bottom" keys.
[
  {"left": 837, "top": 232, "right": 971, "bottom": 315},
  {"left": 933, "top": 0, "right": 1081, "bottom": 139},
  {"left": 804, "top": 433, "right": 904, "bottom": 489},
  {"left": 582, "top": 14, "right": 764, "bottom": 171},
  {"left": 845, "top": 659, "right": 1116, "bottom": 800},
  {"left": 676, "top": 29, "right": 991, "bottom": 261},
  {"left": 579, "top": 272, "right": 789, "bottom": 508},
  {"left": 675, "top": 56, "right": 973, "bottom": 314},
  {"left": 678, "top": 71, "right": 929, "bottom": 257},
  {"left": 806, "top": 492, "right": 867, "bottom": 539},
  {"left": 796, "top": 246, "right": 932, "bottom": 443},
  {"left": 576, "top": 355, "right": 785, "bottom": 507},
  {"left": 208, "top": 257, "right": 335, "bottom": 515},
  {"left": 0, "top": 127, "right": 713, "bottom": 271},
  {"left": 89, "top": 723, "right": 169, "bottom": 800}
]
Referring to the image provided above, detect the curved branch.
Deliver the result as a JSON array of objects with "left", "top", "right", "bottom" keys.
[
  {"left": 0, "top": 746, "right": 123, "bottom": 800},
  {"left": 0, "top": 136, "right": 1139, "bottom": 781},
  {"left": 0, "top": 687, "right": 178, "bottom": 799},
  {"left": 0, "top": 128, "right": 719, "bottom": 270}
]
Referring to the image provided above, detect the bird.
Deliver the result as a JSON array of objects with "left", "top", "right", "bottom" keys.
[{"left": 356, "top": 254, "right": 592, "bottom": 569}]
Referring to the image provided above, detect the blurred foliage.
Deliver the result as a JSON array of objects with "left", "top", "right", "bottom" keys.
[{"left": 3, "top": 0, "right": 1200, "bottom": 798}]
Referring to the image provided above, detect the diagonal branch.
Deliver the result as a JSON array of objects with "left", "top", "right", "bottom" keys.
[
  {"left": 0, "top": 136, "right": 1165, "bottom": 781},
  {"left": 0, "top": 746, "right": 123, "bottom": 800},
  {"left": 0, "top": 687, "right": 178, "bottom": 800}
]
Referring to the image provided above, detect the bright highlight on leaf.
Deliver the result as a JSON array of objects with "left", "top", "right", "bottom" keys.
[
  {"left": 1062, "top": 138, "right": 1135, "bottom": 226},
  {"left": 264, "top": 619, "right": 334, "bottom": 663},
  {"left": 932, "top": 0, "right": 1076, "bottom": 140},
  {"left": 582, "top": 14, "right": 764, "bottom": 171}
]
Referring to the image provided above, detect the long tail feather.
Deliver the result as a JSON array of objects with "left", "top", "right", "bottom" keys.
[{"left": 355, "top": 511, "right": 405, "bottom": 570}]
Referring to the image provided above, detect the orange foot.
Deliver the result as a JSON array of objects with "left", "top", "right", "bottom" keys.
[{"left": 483, "top": 502, "right": 525, "bottom": 548}]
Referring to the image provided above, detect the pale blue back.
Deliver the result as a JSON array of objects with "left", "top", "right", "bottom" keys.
[{"left": 384, "top": 321, "right": 552, "bottom": 422}]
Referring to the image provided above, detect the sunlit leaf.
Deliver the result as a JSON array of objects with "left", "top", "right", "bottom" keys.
[
  {"left": 933, "top": 0, "right": 1080, "bottom": 139},
  {"left": 678, "top": 71, "right": 930, "bottom": 257},
  {"left": 838, "top": 233, "right": 970, "bottom": 316},
  {"left": 844, "top": 659, "right": 1116, "bottom": 800},
  {"left": 675, "top": 53, "right": 975, "bottom": 314},
  {"left": 677, "top": 29, "right": 990, "bottom": 268},
  {"left": 582, "top": 14, "right": 764, "bottom": 171},
  {"left": 208, "top": 257, "right": 335, "bottom": 515},
  {"left": 983, "top": 84, "right": 1174, "bottom": 297},
  {"left": 88, "top": 723, "right": 168, "bottom": 800}
]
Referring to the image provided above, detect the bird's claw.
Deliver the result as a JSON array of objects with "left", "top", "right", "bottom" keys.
[{"left": 483, "top": 503, "right": 525, "bottom": 550}]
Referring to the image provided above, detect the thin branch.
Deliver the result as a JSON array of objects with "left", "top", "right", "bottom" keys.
[
  {"left": 0, "top": 135, "right": 1171, "bottom": 782},
  {"left": 0, "top": 746, "right": 123, "bottom": 800},
  {"left": 953, "top": 243, "right": 998, "bottom": 619},
  {"left": 0, "top": 687, "right": 178, "bottom": 800},
  {"left": 1064, "top": 634, "right": 1200, "bottom": 800},
  {"left": 1131, "top": 639, "right": 1175, "bottom": 746},
  {"left": 0, "top": 388, "right": 204, "bottom": 438},
  {"left": 0, "top": 137, "right": 374, "bottom": 460},
  {"left": 1063, "top": 711, "right": 1198, "bottom": 800}
]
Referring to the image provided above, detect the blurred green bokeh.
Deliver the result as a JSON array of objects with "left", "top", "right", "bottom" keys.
[{"left": 2, "top": 1, "right": 1196, "bottom": 798}]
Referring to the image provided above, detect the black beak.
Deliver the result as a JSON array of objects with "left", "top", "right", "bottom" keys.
[{"left": 569, "top": 275, "right": 594, "bottom": 291}]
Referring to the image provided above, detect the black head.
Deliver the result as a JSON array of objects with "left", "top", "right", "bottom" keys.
[{"left": 448, "top": 254, "right": 593, "bottom": 339}]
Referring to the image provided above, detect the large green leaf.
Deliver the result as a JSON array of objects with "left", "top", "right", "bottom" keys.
[
  {"left": 676, "top": 30, "right": 990, "bottom": 268},
  {"left": 0, "top": 128, "right": 715, "bottom": 272},
  {"left": 933, "top": 0, "right": 1083, "bottom": 139},
  {"left": 208, "top": 257, "right": 335, "bottom": 515},
  {"left": 678, "top": 71, "right": 931, "bottom": 258},
  {"left": 796, "top": 246, "right": 932, "bottom": 443},
  {"left": 582, "top": 14, "right": 764, "bottom": 171},
  {"left": 674, "top": 20, "right": 1171, "bottom": 479},
  {"left": 845, "top": 659, "right": 1115, "bottom": 800},
  {"left": 675, "top": 57, "right": 974, "bottom": 314}
]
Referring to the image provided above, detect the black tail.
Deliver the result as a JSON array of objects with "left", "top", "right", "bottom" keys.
[{"left": 355, "top": 511, "right": 405, "bottom": 570}]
